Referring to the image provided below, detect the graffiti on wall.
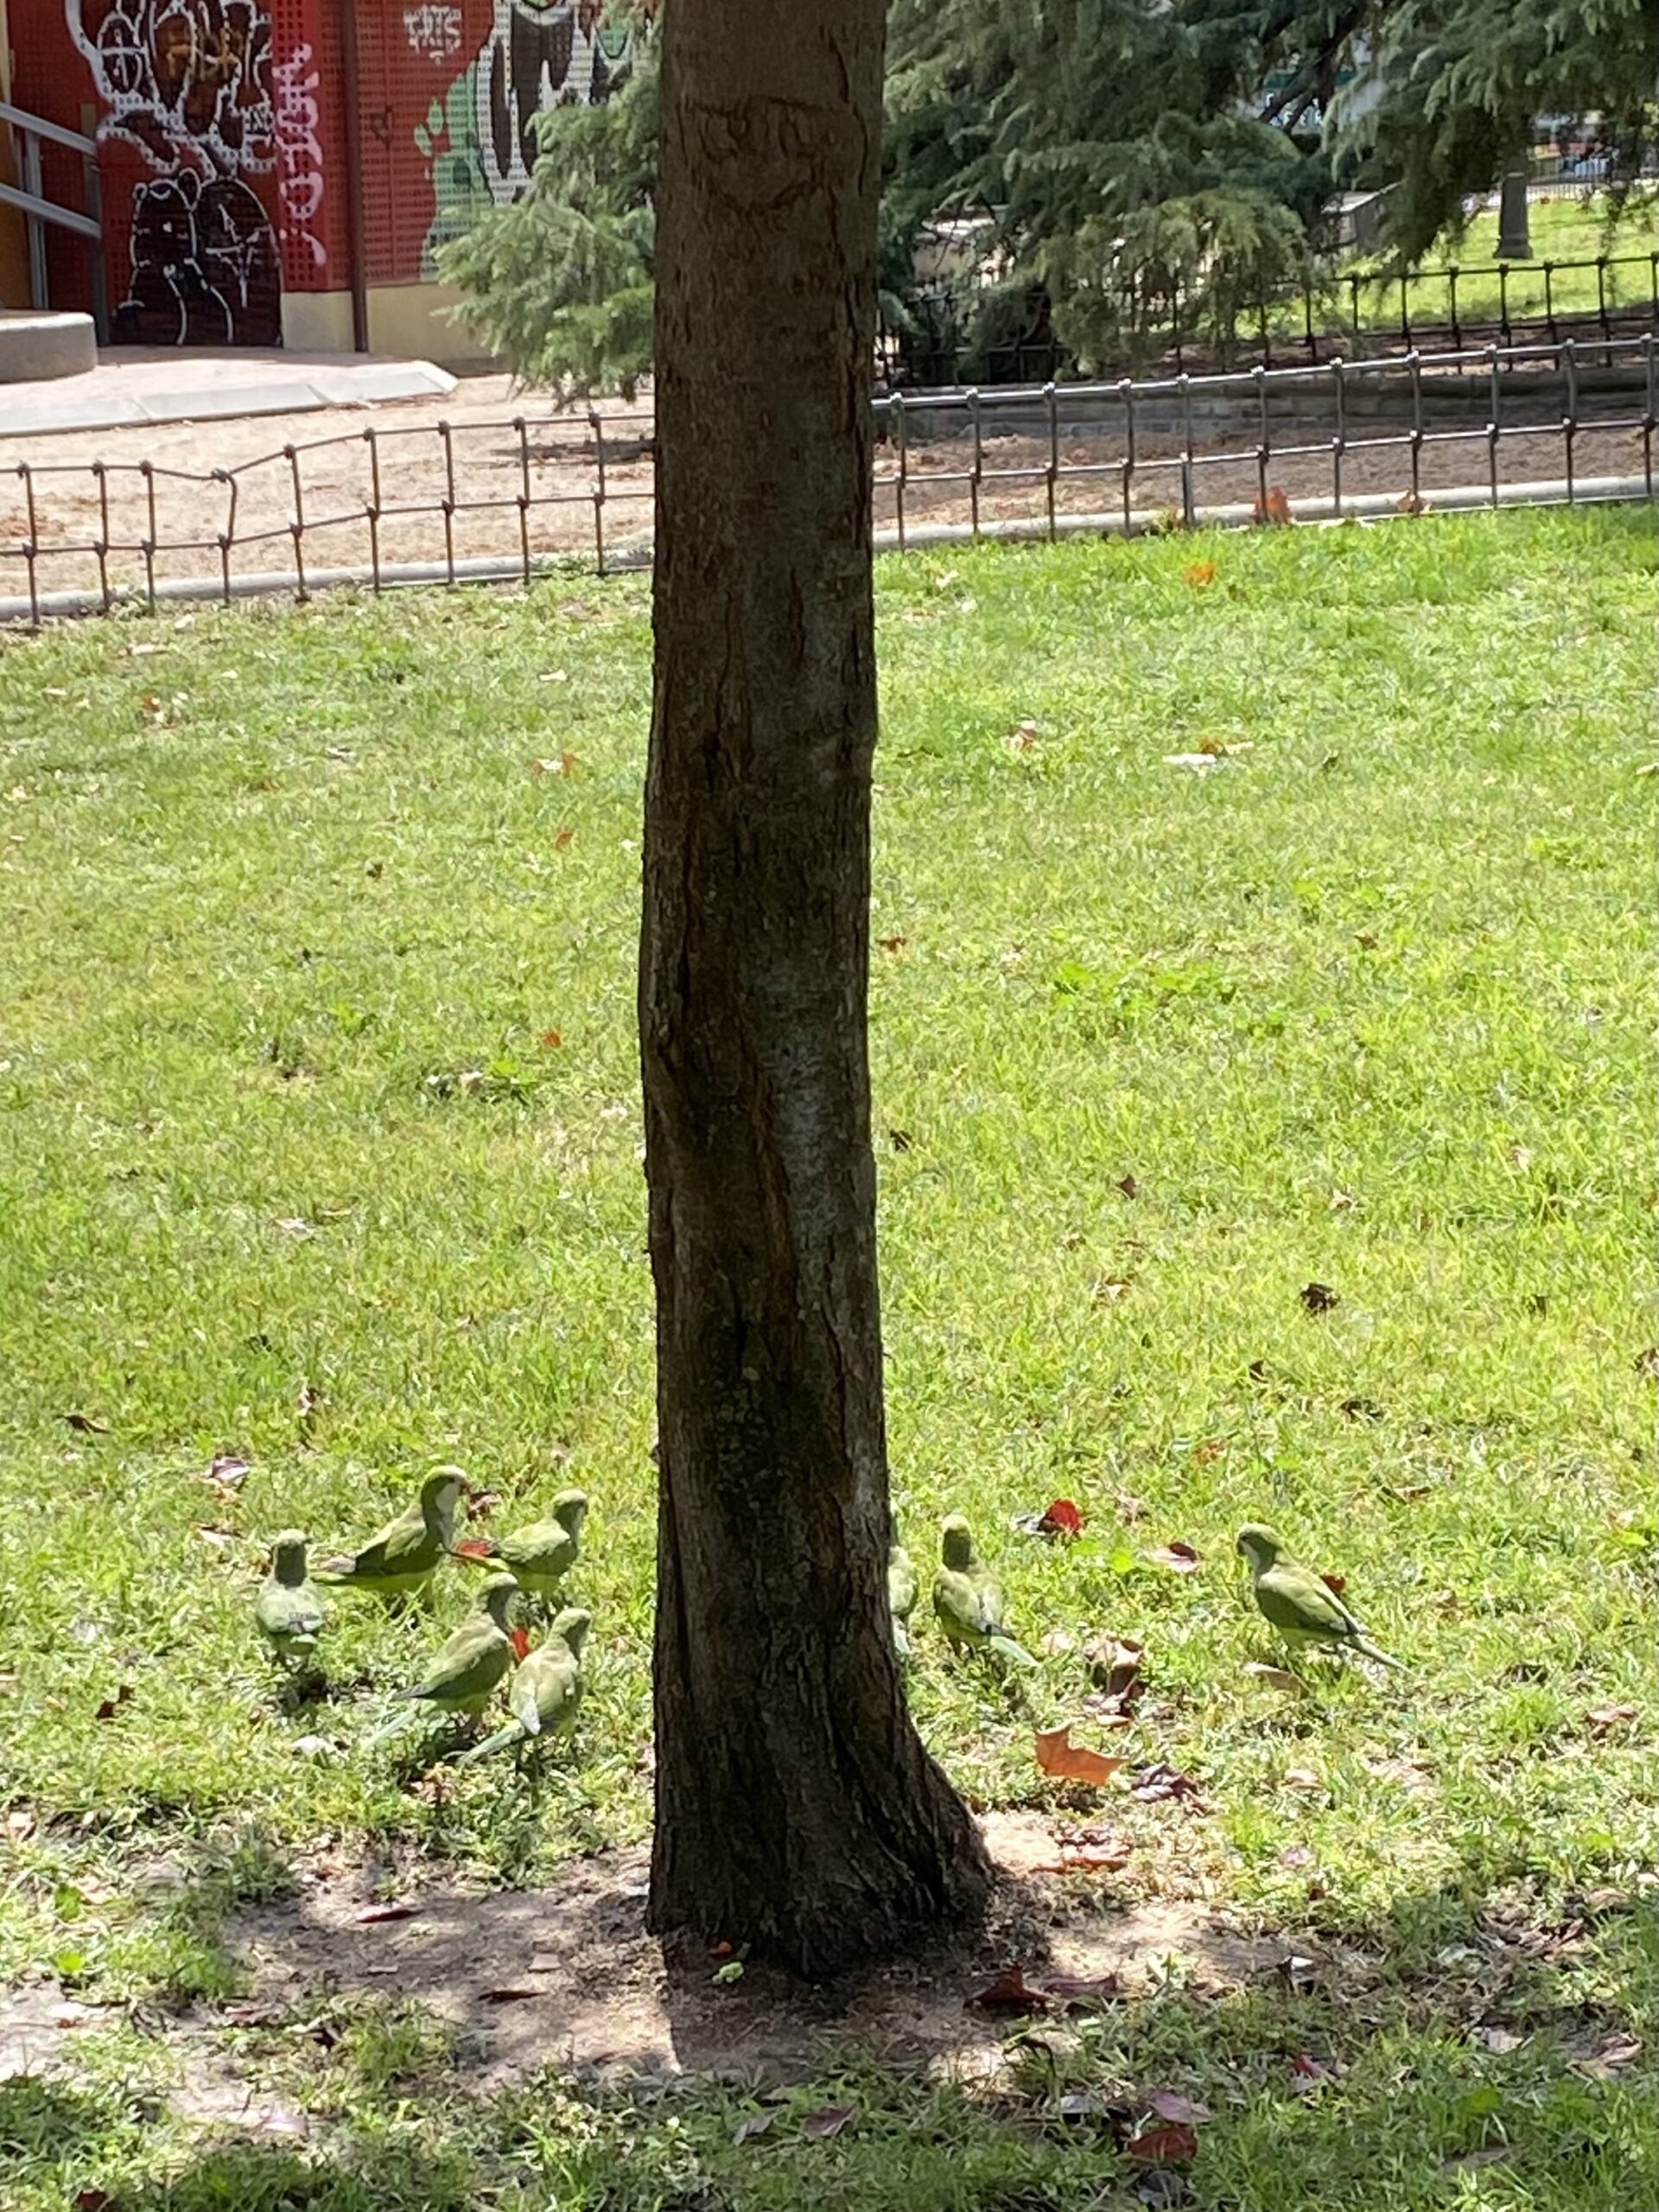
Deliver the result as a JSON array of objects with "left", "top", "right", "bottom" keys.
[
  {"left": 67, "top": 0, "right": 282, "bottom": 343},
  {"left": 410, "top": 1, "right": 633, "bottom": 273},
  {"left": 273, "top": 41, "right": 327, "bottom": 270}
]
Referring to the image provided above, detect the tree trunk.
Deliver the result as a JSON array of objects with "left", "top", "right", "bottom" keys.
[{"left": 639, "top": 0, "right": 991, "bottom": 1976}]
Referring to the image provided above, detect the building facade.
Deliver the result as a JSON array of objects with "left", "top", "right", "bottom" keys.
[{"left": 0, "top": 0, "right": 632, "bottom": 361}]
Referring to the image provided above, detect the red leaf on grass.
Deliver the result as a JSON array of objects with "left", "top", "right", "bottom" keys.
[
  {"left": 1319, "top": 1572, "right": 1346, "bottom": 1597},
  {"left": 509, "top": 1628, "right": 531, "bottom": 1662},
  {"left": 969, "top": 1966, "right": 1051, "bottom": 2012},
  {"left": 1124, "top": 2122, "right": 1198, "bottom": 2164},
  {"left": 539, "top": 1030, "right": 563, "bottom": 1050},
  {"left": 1036, "top": 1726, "right": 1125, "bottom": 1787},
  {"left": 1038, "top": 1498, "right": 1084, "bottom": 1541},
  {"left": 1148, "top": 2090, "right": 1212, "bottom": 2126},
  {"left": 552, "top": 827, "right": 575, "bottom": 851},
  {"left": 352, "top": 1904, "right": 421, "bottom": 1925},
  {"left": 1143, "top": 1541, "right": 1199, "bottom": 1573},
  {"left": 451, "top": 1539, "right": 497, "bottom": 1563}
]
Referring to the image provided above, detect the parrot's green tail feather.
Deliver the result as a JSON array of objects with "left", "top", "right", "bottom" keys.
[
  {"left": 989, "top": 1634, "right": 1038, "bottom": 1669},
  {"left": 1355, "top": 1636, "right": 1404, "bottom": 1669},
  {"left": 454, "top": 1722, "right": 524, "bottom": 1767}
]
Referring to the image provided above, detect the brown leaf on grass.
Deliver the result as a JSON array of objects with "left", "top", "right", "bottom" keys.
[
  {"left": 552, "top": 827, "right": 575, "bottom": 851},
  {"left": 1396, "top": 490, "right": 1427, "bottom": 517},
  {"left": 351, "top": 1903, "right": 422, "bottom": 1925},
  {"left": 539, "top": 1030, "right": 563, "bottom": 1050},
  {"left": 1319, "top": 1572, "right": 1346, "bottom": 1597},
  {"left": 969, "top": 1966, "right": 1052, "bottom": 2013},
  {"left": 1116, "top": 1173, "right": 1139, "bottom": 1198},
  {"left": 1253, "top": 486, "right": 1293, "bottom": 527},
  {"left": 530, "top": 752, "right": 581, "bottom": 777},
  {"left": 877, "top": 935, "right": 907, "bottom": 953},
  {"left": 1002, "top": 720, "right": 1041, "bottom": 753},
  {"left": 1289, "top": 2053, "right": 1339, "bottom": 2092},
  {"left": 73, "top": 2192, "right": 112, "bottom": 2212},
  {"left": 802, "top": 2105, "right": 857, "bottom": 2139},
  {"left": 1476, "top": 2026, "right": 1524, "bottom": 2054},
  {"left": 1143, "top": 1541, "right": 1199, "bottom": 1573},
  {"left": 1573, "top": 2033, "right": 1643, "bottom": 2079},
  {"left": 1299, "top": 1281, "right": 1339, "bottom": 1313},
  {"left": 733, "top": 2112, "right": 776, "bottom": 2145},
  {"left": 1084, "top": 1636, "right": 1144, "bottom": 1700},
  {"left": 1124, "top": 2122, "right": 1199, "bottom": 2164},
  {"left": 1147, "top": 2091, "right": 1212, "bottom": 2126},
  {"left": 1036, "top": 1726, "right": 1125, "bottom": 1788},
  {"left": 1131, "top": 1763, "right": 1207, "bottom": 1808},
  {"left": 1032, "top": 1840, "right": 1133, "bottom": 1875},
  {"left": 207, "top": 1454, "right": 251, "bottom": 1487},
  {"left": 93, "top": 1686, "right": 134, "bottom": 1721},
  {"left": 1586, "top": 1704, "right": 1640, "bottom": 1735},
  {"left": 64, "top": 1413, "right": 110, "bottom": 1435},
  {"left": 1192, "top": 1438, "right": 1228, "bottom": 1465},
  {"left": 1243, "top": 1662, "right": 1306, "bottom": 1694},
  {"left": 1182, "top": 561, "right": 1217, "bottom": 587}
]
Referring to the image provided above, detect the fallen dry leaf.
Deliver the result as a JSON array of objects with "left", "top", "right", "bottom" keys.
[
  {"left": 73, "top": 2192, "right": 112, "bottom": 2212},
  {"left": 1283, "top": 1768, "right": 1322, "bottom": 1792},
  {"left": 552, "top": 827, "right": 575, "bottom": 850},
  {"left": 1192, "top": 1438, "right": 1228, "bottom": 1465},
  {"left": 1289, "top": 2053, "right": 1338, "bottom": 2092},
  {"left": 1253, "top": 486, "right": 1293, "bottom": 527},
  {"left": 877, "top": 935, "right": 907, "bottom": 953},
  {"left": 1147, "top": 2090, "right": 1212, "bottom": 2126},
  {"left": 1131, "top": 1763, "right": 1207, "bottom": 1808},
  {"left": 969, "top": 1965, "right": 1052, "bottom": 2013},
  {"left": 1038, "top": 1498, "right": 1084, "bottom": 1541},
  {"left": 1182, "top": 561, "right": 1217, "bottom": 587},
  {"left": 1124, "top": 2122, "right": 1198, "bottom": 2164},
  {"left": 1477, "top": 2026, "right": 1524, "bottom": 2054},
  {"left": 93, "top": 1686, "right": 134, "bottom": 1721},
  {"left": 733, "top": 2112, "right": 777, "bottom": 2145},
  {"left": 1039, "top": 1971, "right": 1119, "bottom": 2004},
  {"left": 1143, "top": 1542, "right": 1200, "bottom": 1573},
  {"left": 207, "top": 1453, "right": 251, "bottom": 1486},
  {"left": 1299, "top": 1281, "right": 1339, "bottom": 1313},
  {"left": 64, "top": 1412, "right": 111, "bottom": 1435},
  {"left": 1091, "top": 1274, "right": 1132, "bottom": 1303},
  {"left": 539, "top": 1030, "right": 563, "bottom": 1049},
  {"left": 1586, "top": 1704, "right": 1640, "bottom": 1735},
  {"left": 1573, "top": 2032, "right": 1642, "bottom": 2079},
  {"left": 1319, "top": 1572, "right": 1346, "bottom": 1597},
  {"left": 351, "top": 1903, "right": 422, "bottom": 1925},
  {"left": 1036, "top": 1726, "right": 1125, "bottom": 1788},
  {"left": 1040, "top": 1629, "right": 1077, "bottom": 1656},
  {"left": 1033, "top": 1840, "right": 1133, "bottom": 1875},
  {"left": 1084, "top": 1635, "right": 1144, "bottom": 1700},
  {"left": 1002, "top": 720, "right": 1041, "bottom": 753},
  {"left": 452, "top": 1538, "right": 497, "bottom": 1563},
  {"left": 1243, "top": 1662, "right": 1306, "bottom": 1694},
  {"left": 802, "top": 2105, "right": 857, "bottom": 2139},
  {"left": 1116, "top": 1172, "right": 1139, "bottom": 1198},
  {"left": 1115, "top": 1490, "right": 1147, "bottom": 1522}
]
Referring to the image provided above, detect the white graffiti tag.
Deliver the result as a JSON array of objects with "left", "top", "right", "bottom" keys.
[
  {"left": 273, "top": 41, "right": 326, "bottom": 269},
  {"left": 404, "top": 5, "right": 464, "bottom": 62}
]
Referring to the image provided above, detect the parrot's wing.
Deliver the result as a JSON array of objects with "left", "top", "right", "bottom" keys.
[
  {"left": 1256, "top": 1564, "right": 1360, "bottom": 1640},
  {"left": 408, "top": 1622, "right": 509, "bottom": 1702}
]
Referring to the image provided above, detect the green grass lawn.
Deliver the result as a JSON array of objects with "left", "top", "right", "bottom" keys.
[
  {"left": 1262, "top": 188, "right": 1659, "bottom": 345},
  {"left": 1, "top": 510, "right": 1655, "bottom": 2209}
]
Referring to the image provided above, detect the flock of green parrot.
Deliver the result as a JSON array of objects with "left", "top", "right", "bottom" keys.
[
  {"left": 254, "top": 1470, "right": 594, "bottom": 1763},
  {"left": 256, "top": 1465, "right": 1397, "bottom": 1768}
]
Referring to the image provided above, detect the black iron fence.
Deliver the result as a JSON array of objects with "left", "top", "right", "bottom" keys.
[
  {"left": 3, "top": 336, "right": 1653, "bottom": 626},
  {"left": 880, "top": 249, "right": 1659, "bottom": 388}
]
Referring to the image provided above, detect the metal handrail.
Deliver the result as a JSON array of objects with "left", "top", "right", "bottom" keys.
[
  {"left": 0, "top": 98, "right": 107, "bottom": 341},
  {"left": 0, "top": 181, "right": 101, "bottom": 242},
  {"left": 0, "top": 99, "right": 97, "bottom": 157}
]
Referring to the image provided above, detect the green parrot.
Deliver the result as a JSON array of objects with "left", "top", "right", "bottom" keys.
[
  {"left": 371, "top": 1573, "right": 522, "bottom": 1744},
  {"left": 888, "top": 1537, "right": 918, "bottom": 1658},
  {"left": 315, "top": 1468, "right": 465, "bottom": 1600},
  {"left": 454, "top": 1605, "right": 590, "bottom": 1766},
  {"left": 932, "top": 1514, "right": 1035, "bottom": 1667},
  {"left": 1236, "top": 1523, "right": 1402, "bottom": 1669},
  {"left": 454, "top": 1488, "right": 587, "bottom": 1608},
  {"left": 255, "top": 1531, "right": 327, "bottom": 1662}
]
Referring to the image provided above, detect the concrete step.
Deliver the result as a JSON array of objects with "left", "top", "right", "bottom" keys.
[{"left": 0, "top": 310, "right": 97, "bottom": 385}]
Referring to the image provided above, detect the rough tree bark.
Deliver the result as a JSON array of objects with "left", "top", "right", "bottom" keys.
[{"left": 639, "top": 0, "right": 992, "bottom": 1975}]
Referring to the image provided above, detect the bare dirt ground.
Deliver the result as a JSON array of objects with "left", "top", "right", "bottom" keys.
[
  {"left": 3, "top": 367, "right": 1647, "bottom": 611},
  {"left": 0, "top": 1815, "right": 1289, "bottom": 2126}
]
